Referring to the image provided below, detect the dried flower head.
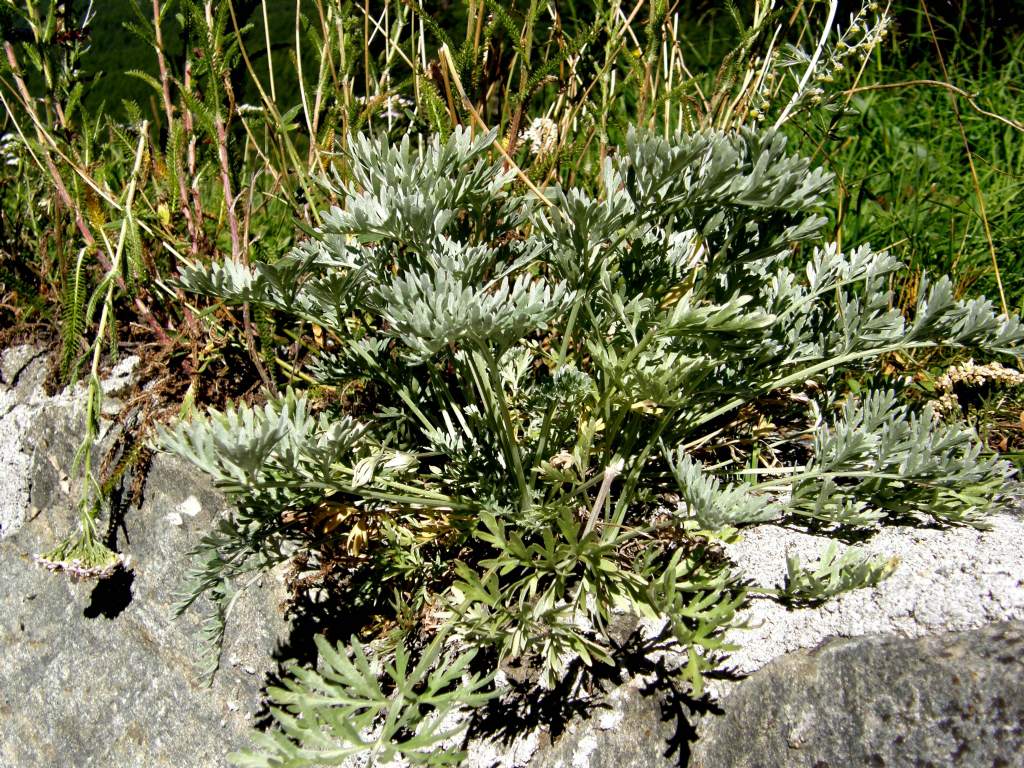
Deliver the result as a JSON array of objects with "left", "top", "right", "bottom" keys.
[
  {"left": 936, "top": 359, "right": 1024, "bottom": 392},
  {"left": 35, "top": 542, "right": 126, "bottom": 581},
  {"left": 933, "top": 358, "right": 1024, "bottom": 414}
]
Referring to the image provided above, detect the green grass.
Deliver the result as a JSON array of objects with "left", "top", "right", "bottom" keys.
[
  {"left": 2, "top": 5, "right": 1024, "bottom": 759},
  {"left": 790, "top": 3, "right": 1024, "bottom": 313}
]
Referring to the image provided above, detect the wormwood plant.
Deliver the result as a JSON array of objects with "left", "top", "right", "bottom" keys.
[{"left": 163, "top": 127, "right": 1021, "bottom": 765}]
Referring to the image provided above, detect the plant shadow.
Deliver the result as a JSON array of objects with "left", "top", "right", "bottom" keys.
[
  {"left": 465, "top": 621, "right": 734, "bottom": 767},
  {"left": 253, "top": 598, "right": 736, "bottom": 766},
  {"left": 84, "top": 475, "right": 136, "bottom": 620},
  {"left": 251, "top": 570, "right": 388, "bottom": 730}
]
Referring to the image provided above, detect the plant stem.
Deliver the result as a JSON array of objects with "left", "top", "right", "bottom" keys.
[{"left": 479, "top": 346, "right": 531, "bottom": 511}]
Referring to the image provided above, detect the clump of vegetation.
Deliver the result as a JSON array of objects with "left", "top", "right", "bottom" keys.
[
  {"left": 163, "top": 126, "right": 1020, "bottom": 764},
  {"left": 1, "top": 0, "right": 1022, "bottom": 764}
]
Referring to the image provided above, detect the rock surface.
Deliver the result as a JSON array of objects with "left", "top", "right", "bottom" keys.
[
  {"left": 0, "top": 347, "right": 288, "bottom": 768},
  {"left": 714, "top": 508, "right": 1024, "bottom": 686},
  {"left": 690, "top": 621, "right": 1024, "bottom": 768},
  {"left": 521, "top": 676, "right": 690, "bottom": 768},
  {"left": 0, "top": 345, "right": 61, "bottom": 536}
]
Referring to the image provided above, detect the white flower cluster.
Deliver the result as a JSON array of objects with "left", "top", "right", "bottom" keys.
[
  {"left": 379, "top": 94, "right": 413, "bottom": 120},
  {"left": 933, "top": 358, "right": 1024, "bottom": 413},
  {"left": 937, "top": 359, "right": 1024, "bottom": 390},
  {"left": 352, "top": 93, "right": 413, "bottom": 120},
  {"left": 520, "top": 116, "right": 559, "bottom": 158}
]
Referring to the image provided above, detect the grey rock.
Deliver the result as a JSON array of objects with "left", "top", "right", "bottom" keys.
[
  {"left": 690, "top": 622, "right": 1024, "bottom": 768},
  {"left": 25, "top": 400, "right": 111, "bottom": 526},
  {"left": 0, "top": 351, "right": 60, "bottom": 537},
  {"left": 0, "top": 344, "right": 46, "bottom": 390},
  {"left": 0, "top": 403, "right": 289, "bottom": 766},
  {"left": 711, "top": 510, "right": 1024, "bottom": 688},
  {"left": 526, "top": 677, "right": 686, "bottom": 768},
  {"left": 3, "top": 349, "right": 1024, "bottom": 768},
  {"left": 101, "top": 354, "right": 140, "bottom": 398}
]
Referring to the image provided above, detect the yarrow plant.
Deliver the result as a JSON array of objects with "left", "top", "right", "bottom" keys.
[
  {"left": 520, "top": 117, "right": 559, "bottom": 158},
  {"left": 35, "top": 122, "right": 150, "bottom": 581},
  {"left": 162, "top": 125, "right": 1021, "bottom": 765}
]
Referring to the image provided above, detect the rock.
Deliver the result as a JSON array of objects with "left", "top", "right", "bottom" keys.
[
  {"left": 3, "top": 348, "right": 1024, "bottom": 767},
  {"left": 524, "top": 677, "right": 687, "bottom": 768},
  {"left": 0, "top": 348, "right": 60, "bottom": 537},
  {"left": 712, "top": 511, "right": 1024, "bottom": 688},
  {"left": 689, "top": 622, "right": 1024, "bottom": 768},
  {"left": 0, "top": 344, "right": 46, "bottom": 390},
  {"left": 0, "top": 364, "right": 290, "bottom": 767},
  {"left": 101, "top": 354, "right": 140, "bottom": 397}
]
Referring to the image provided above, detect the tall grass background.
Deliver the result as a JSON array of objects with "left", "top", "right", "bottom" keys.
[{"left": 0, "top": 0, "right": 1021, "bottom": 389}]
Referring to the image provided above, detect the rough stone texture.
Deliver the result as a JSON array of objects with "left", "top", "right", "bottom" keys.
[
  {"left": 0, "top": 346, "right": 59, "bottom": 537},
  {"left": 709, "top": 508, "right": 1024, "bottom": 688},
  {"left": 0, "top": 352, "right": 289, "bottom": 767},
  {"left": 0, "top": 346, "right": 140, "bottom": 538},
  {"left": 689, "top": 621, "right": 1024, "bottom": 768},
  {"left": 0, "top": 344, "right": 45, "bottom": 388},
  {"left": 523, "top": 677, "right": 687, "bottom": 768},
  {"left": 3, "top": 346, "right": 1024, "bottom": 768}
]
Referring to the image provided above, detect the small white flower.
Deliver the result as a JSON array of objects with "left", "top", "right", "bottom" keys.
[{"left": 520, "top": 117, "right": 559, "bottom": 158}]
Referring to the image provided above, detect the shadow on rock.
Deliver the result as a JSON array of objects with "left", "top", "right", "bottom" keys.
[
  {"left": 251, "top": 573, "right": 385, "bottom": 731},
  {"left": 468, "top": 623, "right": 731, "bottom": 767},
  {"left": 468, "top": 653, "right": 605, "bottom": 746},
  {"left": 83, "top": 471, "right": 139, "bottom": 620},
  {"left": 84, "top": 566, "right": 135, "bottom": 619}
]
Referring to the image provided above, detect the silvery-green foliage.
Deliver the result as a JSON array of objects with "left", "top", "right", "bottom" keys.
[
  {"left": 160, "top": 389, "right": 366, "bottom": 497},
  {"left": 782, "top": 542, "right": 899, "bottom": 605},
  {"left": 667, "top": 452, "right": 779, "bottom": 529},
  {"left": 613, "top": 129, "right": 832, "bottom": 221},
  {"left": 378, "top": 271, "right": 573, "bottom": 360},
  {"left": 231, "top": 633, "right": 495, "bottom": 768},
  {"left": 323, "top": 129, "right": 516, "bottom": 250},
  {"left": 165, "top": 125, "right": 1022, "bottom": 762},
  {"left": 908, "top": 276, "right": 1024, "bottom": 354},
  {"left": 789, "top": 390, "right": 1011, "bottom": 529}
]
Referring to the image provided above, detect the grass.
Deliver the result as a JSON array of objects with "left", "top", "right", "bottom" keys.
[
  {"left": 791, "top": 2, "right": 1024, "bottom": 314},
  {"left": 0, "top": 1, "right": 1019, "bottom": 362},
  {"left": 1, "top": 3, "right": 1024, "bottom": 760}
]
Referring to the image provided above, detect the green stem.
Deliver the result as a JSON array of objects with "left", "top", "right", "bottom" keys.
[
  {"left": 557, "top": 299, "right": 582, "bottom": 365},
  {"left": 75, "top": 124, "right": 149, "bottom": 536},
  {"left": 687, "top": 342, "right": 935, "bottom": 432},
  {"left": 747, "top": 468, "right": 970, "bottom": 492},
  {"left": 344, "top": 337, "right": 436, "bottom": 434},
  {"left": 532, "top": 298, "right": 586, "bottom": 475},
  {"left": 610, "top": 412, "right": 673, "bottom": 533},
  {"left": 479, "top": 346, "right": 531, "bottom": 511}
]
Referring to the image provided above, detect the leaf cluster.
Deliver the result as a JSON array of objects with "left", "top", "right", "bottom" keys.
[{"left": 164, "top": 125, "right": 1020, "bottom": 762}]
